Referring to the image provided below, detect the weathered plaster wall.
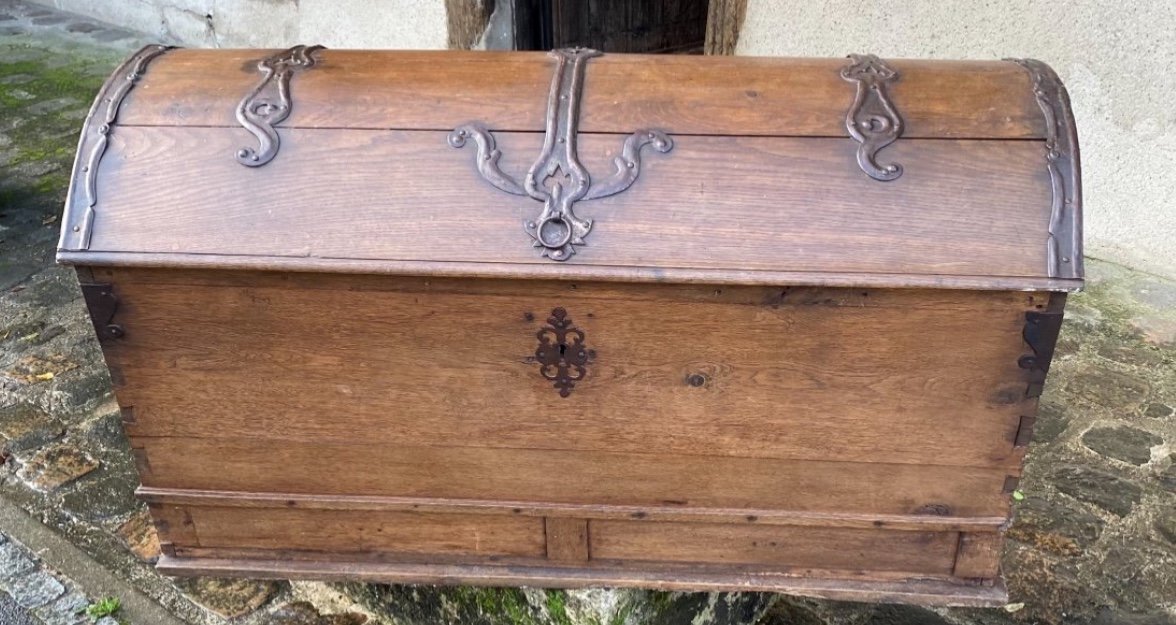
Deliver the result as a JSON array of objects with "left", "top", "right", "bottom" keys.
[
  {"left": 737, "top": 0, "right": 1176, "bottom": 279},
  {"left": 24, "top": 0, "right": 448, "bottom": 49}
]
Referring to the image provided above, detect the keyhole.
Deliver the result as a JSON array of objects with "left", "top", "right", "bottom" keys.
[{"left": 559, "top": 344, "right": 567, "bottom": 356}]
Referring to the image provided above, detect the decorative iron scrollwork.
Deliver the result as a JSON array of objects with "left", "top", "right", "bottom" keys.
[
  {"left": 534, "top": 308, "right": 591, "bottom": 397},
  {"left": 59, "top": 44, "right": 174, "bottom": 252},
  {"left": 80, "top": 282, "right": 125, "bottom": 342},
  {"left": 449, "top": 48, "right": 673, "bottom": 261},
  {"left": 841, "top": 54, "right": 904, "bottom": 181},
  {"left": 1005, "top": 58, "right": 1083, "bottom": 280},
  {"left": 235, "top": 44, "right": 325, "bottom": 167}
]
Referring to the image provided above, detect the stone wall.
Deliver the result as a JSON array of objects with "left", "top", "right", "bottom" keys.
[{"left": 737, "top": 0, "right": 1176, "bottom": 280}]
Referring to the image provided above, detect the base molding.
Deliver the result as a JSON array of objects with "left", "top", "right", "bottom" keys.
[{"left": 157, "top": 555, "right": 1008, "bottom": 607}]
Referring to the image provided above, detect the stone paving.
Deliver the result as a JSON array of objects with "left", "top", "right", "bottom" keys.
[
  {"left": 0, "top": 1, "right": 1174, "bottom": 625},
  {"left": 0, "top": 530, "right": 117, "bottom": 625}
]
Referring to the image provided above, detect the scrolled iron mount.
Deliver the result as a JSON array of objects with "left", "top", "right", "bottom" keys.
[
  {"left": 841, "top": 54, "right": 904, "bottom": 182},
  {"left": 1005, "top": 58, "right": 1083, "bottom": 280},
  {"left": 235, "top": 44, "right": 325, "bottom": 167},
  {"left": 449, "top": 47, "right": 673, "bottom": 261},
  {"left": 59, "top": 44, "right": 174, "bottom": 252}
]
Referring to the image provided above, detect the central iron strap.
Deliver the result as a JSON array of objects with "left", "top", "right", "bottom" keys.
[{"left": 449, "top": 48, "right": 673, "bottom": 261}]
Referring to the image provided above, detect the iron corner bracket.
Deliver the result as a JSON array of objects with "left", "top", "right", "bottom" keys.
[
  {"left": 80, "top": 282, "right": 125, "bottom": 342},
  {"left": 1005, "top": 58, "right": 1084, "bottom": 281},
  {"left": 58, "top": 44, "right": 175, "bottom": 253},
  {"left": 1018, "top": 309, "right": 1064, "bottom": 398}
]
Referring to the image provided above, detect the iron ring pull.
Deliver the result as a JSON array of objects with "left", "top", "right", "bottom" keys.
[{"left": 530, "top": 213, "right": 575, "bottom": 251}]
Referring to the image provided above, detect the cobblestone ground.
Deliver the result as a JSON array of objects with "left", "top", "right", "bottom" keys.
[
  {"left": 1, "top": 1, "right": 1174, "bottom": 625},
  {"left": 1, "top": 530, "right": 119, "bottom": 625}
]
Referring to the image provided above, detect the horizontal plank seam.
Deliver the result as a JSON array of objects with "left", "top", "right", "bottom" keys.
[
  {"left": 126, "top": 433, "right": 1027, "bottom": 471},
  {"left": 135, "top": 487, "right": 1008, "bottom": 532},
  {"left": 107, "top": 123, "right": 1049, "bottom": 141},
  {"left": 57, "top": 252, "right": 1086, "bottom": 292},
  {"left": 129, "top": 434, "right": 1027, "bottom": 473},
  {"left": 67, "top": 274, "right": 1046, "bottom": 311},
  {"left": 92, "top": 287, "right": 1041, "bottom": 315}
]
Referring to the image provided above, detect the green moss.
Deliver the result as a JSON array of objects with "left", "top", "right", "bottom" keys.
[
  {"left": 0, "top": 43, "right": 110, "bottom": 180},
  {"left": 448, "top": 587, "right": 542, "bottom": 624},
  {"left": 545, "top": 590, "right": 573, "bottom": 625}
]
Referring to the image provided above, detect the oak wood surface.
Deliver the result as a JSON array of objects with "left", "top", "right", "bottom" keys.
[
  {"left": 130, "top": 436, "right": 1012, "bottom": 517},
  {"left": 105, "top": 273, "right": 1037, "bottom": 468},
  {"left": 156, "top": 555, "right": 1010, "bottom": 606},
  {"left": 137, "top": 487, "right": 1008, "bottom": 533},
  {"left": 83, "top": 128, "right": 1052, "bottom": 281},
  {"left": 589, "top": 520, "right": 958, "bottom": 573},
  {"left": 152, "top": 504, "right": 957, "bottom": 575},
  {"left": 186, "top": 506, "right": 546, "bottom": 557},
  {"left": 61, "top": 252, "right": 1083, "bottom": 292},
  {"left": 118, "top": 50, "right": 1044, "bottom": 139},
  {"left": 952, "top": 532, "right": 1004, "bottom": 579},
  {"left": 545, "top": 518, "right": 590, "bottom": 562}
]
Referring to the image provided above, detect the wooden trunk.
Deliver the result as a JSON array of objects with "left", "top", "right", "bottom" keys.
[{"left": 57, "top": 46, "right": 1081, "bottom": 606}]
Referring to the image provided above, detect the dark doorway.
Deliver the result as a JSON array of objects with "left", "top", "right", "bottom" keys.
[{"left": 513, "top": 0, "right": 708, "bottom": 53}]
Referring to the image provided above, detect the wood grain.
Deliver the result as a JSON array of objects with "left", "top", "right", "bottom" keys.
[
  {"left": 446, "top": 0, "right": 493, "bottom": 50},
  {"left": 130, "top": 436, "right": 1012, "bottom": 517},
  {"left": 590, "top": 520, "right": 958, "bottom": 573},
  {"left": 61, "top": 252, "right": 1082, "bottom": 292},
  {"left": 106, "top": 274, "right": 1036, "bottom": 468},
  {"left": 545, "top": 518, "right": 589, "bottom": 562},
  {"left": 117, "top": 50, "right": 1044, "bottom": 139},
  {"left": 186, "top": 506, "right": 546, "bottom": 557},
  {"left": 83, "top": 129, "right": 1052, "bottom": 281},
  {"left": 138, "top": 487, "right": 1009, "bottom": 533},
  {"left": 953, "top": 532, "right": 1003, "bottom": 579},
  {"left": 156, "top": 555, "right": 1010, "bottom": 606},
  {"left": 705, "top": 0, "right": 746, "bottom": 55}
]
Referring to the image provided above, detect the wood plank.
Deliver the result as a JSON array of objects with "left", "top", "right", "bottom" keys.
[
  {"left": 147, "top": 503, "right": 197, "bottom": 555},
  {"left": 131, "top": 437, "right": 1013, "bottom": 517},
  {"left": 118, "top": 50, "right": 1045, "bottom": 139},
  {"left": 705, "top": 0, "right": 747, "bottom": 55},
  {"left": 84, "top": 129, "right": 1052, "bottom": 280},
  {"left": 137, "top": 487, "right": 1009, "bottom": 533},
  {"left": 108, "top": 276, "right": 1034, "bottom": 468},
  {"left": 156, "top": 555, "right": 1010, "bottom": 606},
  {"left": 545, "top": 518, "right": 589, "bottom": 562},
  {"left": 589, "top": 520, "right": 958, "bottom": 574},
  {"left": 186, "top": 506, "right": 546, "bottom": 557},
  {"left": 445, "top": 0, "right": 493, "bottom": 50},
  {"left": 953, "top": 532, "right": 1004, "bottom": 579},
  {"left": 62, "top": 254, "right": 1082, "bottom": 292},
  {"left": 92, "top": 268, "right": 1051, "bottom": 309}
]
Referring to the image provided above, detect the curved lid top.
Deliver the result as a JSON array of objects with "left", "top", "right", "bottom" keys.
[{"left": 57, "top": 47, "right": 1083, "bottom": 291}]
